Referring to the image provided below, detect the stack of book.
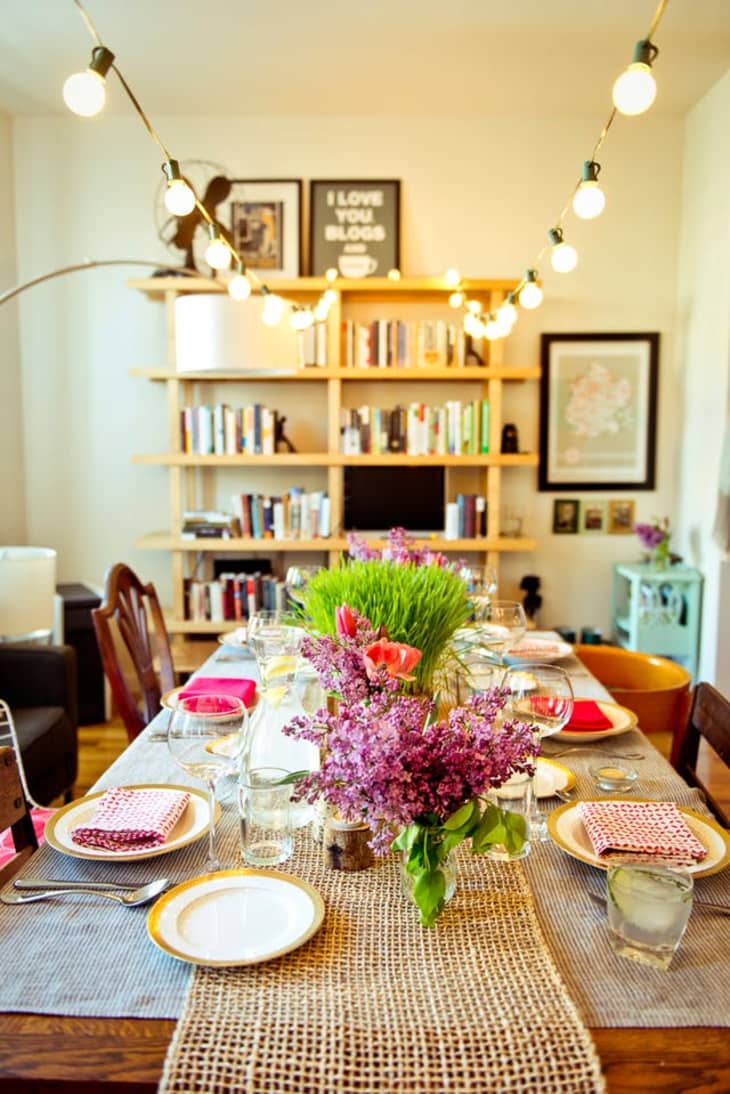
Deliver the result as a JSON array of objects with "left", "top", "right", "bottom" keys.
[
  {"left": 231, "top": 489, "right": 331, "bottom": 540},
  {"left": 444, "top": 495, "right": 488, "bottom": 539},
  {"left": 341, "top": 400, "right": 490, "bottom": 456},
  {"left": 185, "top": 572, "right": 287, "bottom": 623},
  {"left": 297, "top": 323, "right": 328, "bottom": 367},
  {"left": 180, "top": 404, "right": 279, "bottom": 456},
  {"left": 341, "top": 318, "right": 483, "bottom": 369},
  {"left": 181, "top": 511, "right": 238, "bottom": 539}
]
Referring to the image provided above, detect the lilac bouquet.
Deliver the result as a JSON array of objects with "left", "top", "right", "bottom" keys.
[
  {"left": 347, "top": 526, "right": 452, "bottom": 569},
  {"left": 285, "top": 605, "right": 537, "bottom": 926},
  {"left": 635, "top": 517, "right": 671, "bottom": 566}
]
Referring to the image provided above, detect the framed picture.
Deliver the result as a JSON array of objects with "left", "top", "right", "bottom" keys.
[
  {"left": 309, "top": 179, "right": 400, "bottom": 278},
  {"left": 607, "top": 499, "right": 636, "bottom": 534},
  {"left": 552, "top": 498, "right": 580, "bottom": 534},
  {"left": 539, "top": 333, "right": 659, "bottom": 491},
  {"left": 580, "top": 500, "right": 607, "bottom": 534},
  {"left": 225, "top": 179, "right": 302, "bottom": 277}
]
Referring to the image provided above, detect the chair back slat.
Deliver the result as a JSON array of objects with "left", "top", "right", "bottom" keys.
[
  {"left": 671, "top": 682, "right": 730, "bottom": 828},
  {"left": 0, "top": 745, "right": 38, "bottom": 884},
  {"left": 92, "top": 564, "right": 176, "bottom": 741}
]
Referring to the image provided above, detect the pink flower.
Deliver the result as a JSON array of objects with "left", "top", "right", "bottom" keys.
[
  {"left": 335, "top": 603, "right": 357, "bottom": 638},
  {"left": 364, "top": 639, "right": 422, "bottom": 682}
]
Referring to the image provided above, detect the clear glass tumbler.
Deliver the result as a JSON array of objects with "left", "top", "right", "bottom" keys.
[
  {"left": 485, "top": 772, "right": 532, "bottom": 861},
  {"left": 606, "top": 861, "right": 693, "bottom": 970},
  {"left": 239, "top": 766, "right": 293, "bottom": 867}
]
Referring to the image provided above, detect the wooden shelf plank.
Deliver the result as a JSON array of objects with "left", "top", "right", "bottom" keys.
[
  {"left": 136, "top": 533, "right": 537, "bottom": 553},
  {"left": 130, "top": 366, "right": 541, "bottom": 382},
  {"left": 129, "top": 275, "right": 520, "bottom": 301},
  {"left": 132, "top": 452, "right": 539, "bottom": 467}
]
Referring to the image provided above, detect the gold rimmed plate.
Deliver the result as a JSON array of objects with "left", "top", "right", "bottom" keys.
[
  {"left": 147, "top": 869, "right": 325, "bottom": 966},
  {"left": 547, "top": 799, "right": 730, "bottom": 878},
  {"left": 552, "top": 699, "right": 638, "bottom": 743},
  {"left": 44, "top": 784, "right": 219, "bottom": 862},
  {"left": 534, "top": 757, "right": 576, "bottom": 799}
]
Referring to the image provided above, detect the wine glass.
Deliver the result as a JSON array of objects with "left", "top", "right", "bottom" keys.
[
  {"left": 167, "top": 694, "right": 248, "bottom": 872},
  {"left": 460, "top": 564, "right": 498, "bottom": 623},
  {"left": 284, "top": 565, "right": 321, "bottom": 609},
  {"left": 475, "top": 599, "right": 527, "bottom": 664},
  {"left": 501, "top": 663, "right": 574, "bottom": 841}
]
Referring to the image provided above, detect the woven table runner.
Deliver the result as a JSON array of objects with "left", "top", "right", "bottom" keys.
[{"left": 159, "top": 841, "right": 605, "bottom": 1094}]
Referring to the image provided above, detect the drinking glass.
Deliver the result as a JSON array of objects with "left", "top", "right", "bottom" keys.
[
  {"left": 485, "top": 772, "right": 532, "bottom": 861},
  {"left": 460, "top": 564, "right": 498, "bottom": 623},
  {"left": 239, "top": 766, "right": 293, "bottom": 866},
  {"left": 167, "top": 694, "right": 247, "bottom": 872},
  {"left": 247, "top": 610, "right": 303, "bottom": 690},
  {"left": 475, "top": 599, "right": 527, "bottom": 663},
  {"left": 501, "top": 663, "right": 574, "bottom": 841},
  {"left": 606, "top": 862, "right": 693, "bottom": 969}
]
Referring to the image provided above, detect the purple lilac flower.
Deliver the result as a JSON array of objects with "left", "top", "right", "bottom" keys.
[{"left": 634, "top": 518, "right": 670, "bottom": 551}]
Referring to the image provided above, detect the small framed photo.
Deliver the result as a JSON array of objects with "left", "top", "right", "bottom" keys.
[
  {"left": 539, "top": 332, "right": 659, "bottom": 491},
  {"left": 309, "top": 179, "right": 400, "bottom": 277},
  {"left": 581, "top": 500, "right": 607, "bottom": 534},
  {"left": 553, "top": 498, "right": 580, "bottom": 535},
  {"left": 226, "top": 179, "right": 302, "bottom": 277},
  {"left": 607, "top": 499, "right": 636, "bottom": 534}
]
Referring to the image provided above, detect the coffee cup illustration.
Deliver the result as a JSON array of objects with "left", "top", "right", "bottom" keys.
[{"left": 337, "top": 254, "right": 378, "bottom": 278}]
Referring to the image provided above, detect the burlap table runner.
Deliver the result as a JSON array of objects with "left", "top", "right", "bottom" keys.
[{"left": 159, "top": 840, "right": 605, "bottom": 1094}]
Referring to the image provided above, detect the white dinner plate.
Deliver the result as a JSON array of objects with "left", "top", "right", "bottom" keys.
[
  {"left": 217, "top": 626, "right": 248, "bottom": 648},
  {"left": 552, "top": 699, "right": 638, "bottom": 742},
  {"left": 534, "top": 757, "right": 576, "bottom": 799},
  {"left": 548, "top": 800, "right": 730, "bottom": 878},
  {"left": 147, "top": 868, "right": 325, "bottom": 966},
  {"left": 44, "top": 784, "right": 217, "bottom": 862},
  {"left": 504, "top": 637, "right": 573, "bottom": 664}
]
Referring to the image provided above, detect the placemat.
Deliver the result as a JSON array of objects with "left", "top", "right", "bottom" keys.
[{"left": 159, "top": 843, "right": 605, "bottom": 1094}]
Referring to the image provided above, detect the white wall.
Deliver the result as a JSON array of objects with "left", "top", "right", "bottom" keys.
[
  {"left": 675, "top": 70, "right": 730, "bottom": 689},
  {"left": 10, "top": 111, "right": 684, "bottom": 627},
  {"left": 0, "top": 112, "right": 25, "bottom": 542}
]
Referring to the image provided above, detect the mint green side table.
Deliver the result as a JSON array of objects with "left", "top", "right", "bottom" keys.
[{"left": 610, "top": 563, "right": 703, "bottom": 681}]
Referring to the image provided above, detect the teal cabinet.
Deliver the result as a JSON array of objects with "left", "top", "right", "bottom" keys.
[{"left": 610, "top": 563, "right": 703, "bottom": 681}]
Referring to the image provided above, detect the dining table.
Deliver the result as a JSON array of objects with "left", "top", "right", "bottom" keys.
[{"left": 0, "top": 633, "right": 729, "bottom": 1093}]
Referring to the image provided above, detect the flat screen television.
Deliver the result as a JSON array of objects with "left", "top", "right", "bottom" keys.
[{"left": 344, "top": 466, "right": 445, "bottom": 534}]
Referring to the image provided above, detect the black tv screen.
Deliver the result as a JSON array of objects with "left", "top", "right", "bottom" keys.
[{"left": 344, "top": 466, "right": 445, "bottom": 533}]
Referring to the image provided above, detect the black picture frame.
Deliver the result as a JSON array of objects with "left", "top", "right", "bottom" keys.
[
  {"left": 552, "top": 499, "right": 580, "bottom": 534},
  {"left": 539, "top": 332, "right": 659, "bottom": 491},
  {"left": 225, "top": 179, "right": 302, "bottom": 277},
  {"left": 309, "top": 179, "right": 401, "bottom": 278}
]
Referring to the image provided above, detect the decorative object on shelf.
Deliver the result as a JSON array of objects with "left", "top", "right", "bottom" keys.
[
  {"left": 580, "top": 500, "right": 607, "bottom": 534},
  {"left": 501, "top": 423, "right": 519, "bottom": 453},
  {"left": 607, "top": 499, "right": 636, "bottom": 535},
  {"left": 300, "top": 528, "right": 469, "bottom": 693},
  {"left": 284, "top": 605, "right": 536, "bottom": 925},
  {"left": 519, "top": 575, "right": 542, "bottom": 626},
  {"left": 309, "top": 180, "right": 400, "bottom": 278},
  {"left": 553, "top": 499, "right": 579, "bottom": 535},
  {"left": 539, "top": 333, "right": 659, "bottom": 491},
  {"left": 225, "top": 180, "right": 302, "bottom": 278},
  {"left": 275, "top": 416, "right": 297, "bottom": 454},
  {"left": 0, "top": 547, "right": 57, "bottom": 643},
  {"left": 634, "top": 516, "right": 671, "bottom": 570}
]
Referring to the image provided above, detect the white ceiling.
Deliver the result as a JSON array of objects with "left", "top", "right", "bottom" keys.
[{"left": 0, "top": 0, "right": 729, "bottom": 118}]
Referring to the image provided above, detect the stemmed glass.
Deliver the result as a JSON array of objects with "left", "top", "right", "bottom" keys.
[
  {"left": 167, "top": 694, "right": 248, "bottom": 872},
  {"left": 501, "top": 663, "right": 574, "bottom": 841},
  {"left": 475, "top": 599, "right": 527, "bottom": 664},
  {"left": 284, "top": 565, "right": 321, "bottom": 609},
  {"left": 460, "top": 564, "right": 498, "bottom": 623}
]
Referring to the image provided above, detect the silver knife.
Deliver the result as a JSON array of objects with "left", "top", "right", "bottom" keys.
[
  {"left": 586, "top": 889, "right": 730, "bottom": 916},
  {"left": 14, "top": 878, "right": 151, "bottom": 892}
]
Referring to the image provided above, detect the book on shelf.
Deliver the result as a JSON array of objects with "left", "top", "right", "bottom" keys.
[
  {"left": 297, "top": 321, "right": 328, "bottom": 368},
  {"left": 341, "top": 318, "right": 473, "bottom": 369},
  {"left": 184, "top": 571, "right": 287, "bottom": 623},
  {"left": 230, "top": 489, "right": 331, "bottom": 540},
  {"left": 180, "top": 403, "right": 279, "bottom": 456},
  {"left": 181, "top": 510, "right": 237, "bottom": 539},
  {"left": 340, "top": 399, "right": 490, "bottom": 456},
  {"left": 446, "top": 495, "right": 487, "bottom": 539}
]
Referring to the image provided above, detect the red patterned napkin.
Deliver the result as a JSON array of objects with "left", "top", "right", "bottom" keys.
[
  {"left": 578, "top": 800, "right": 707, "bottom": 864},
  {"left": 71, "top": 787, "right": 190, "bottom": 852},
  {"left": 566, "top": 700, "right": 613, "bottom": 732},
  {"left": 178, "top": 676, "right": 256, "bottom": 708},
  {"left": 508, "top": 639, "right": 562, "bottom": 658}
]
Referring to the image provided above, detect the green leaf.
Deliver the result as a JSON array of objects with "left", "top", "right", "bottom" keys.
[
  {"left": 443, "top": 800, "right": 476, "bottom": 831},
  {"left": 471, "top": 802, "right": 504, "bottom": 853},
  {"left": 391, "top": 824, "right": 418, "bottom": 853},
  {"left": 412, "top": 866, "right": 446, "bottom": 928},
  {"left": 502, "top": 811, "right": 528, "bottom": 854},
  {"left": 271, "top": 770, "right": 310, "bottom": 786}
]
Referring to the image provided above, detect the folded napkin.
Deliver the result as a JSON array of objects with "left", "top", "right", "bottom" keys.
[
  {"left": 178, "top": 676, "right": 256, "bottom": 708},
  {"left": 578, "top": 800, "right": 707, "bottom": 865},
  {"left": 565, "top": 699, "right": 613, "bottom": 731},
  {"left": 71, "top": 787, "right": 190, "bottom": 852},
  {"left": 508, "top": 640, "right": 562, "bottom": 658}
]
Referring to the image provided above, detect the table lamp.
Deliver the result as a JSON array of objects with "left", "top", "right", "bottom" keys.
[{"left": 0, "top": 547, "right": 57, "bottom": 642}]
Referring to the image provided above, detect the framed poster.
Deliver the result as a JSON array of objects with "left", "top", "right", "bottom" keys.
[
  {"left": 580, "top": 500, "right": 607, "bottom": 534},
  {"left": 552, "top": 499, "right": 580, "bottom": 534},
  {"left": 226, "top": 179, "right": 302, "bottom": 277},
  {"left": 539, "top": 333, "right": 659, "bottom": 491},
  {"left": 309, "top": 179, "right": 400, "bottom": 277},
  {"left": 607, "top": 499, "right": 636, "bottom": 534}
]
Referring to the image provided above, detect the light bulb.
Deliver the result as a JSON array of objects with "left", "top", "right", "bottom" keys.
[
  {"left": 205, "top": 237, "right": 231, "bottom": 270},
  {"left": 444, "top": 268, "right": 461, "bottom": 287},
  {"left": 548, "top": 228, "right": 578, "bottom": 273},
  {"left": 387, "top": 268, "right": 401, "bottom": 281},
  {"left": 464, "top": 312, "right": 485, "bottom": 338},
  {"left": 612, "top": 40, "right": 658, "bottom": 116},
  {"left": 448, "top": 291, "right": 464, "bottom": 309},
  {"left": 325, "top": 267, "right": 338, "bottom": 282},
  {"left": 262, "top": 293, "right": 286, "bottom": 327},
  {"left": 62, "top": 46, "right": 114, "bottom": 117},
  {"left": 467, "top": 299, "right": 481, "bottom": 315},
  {"left": 290, "top": 309, "right": 314, "bottom": 331},
  {"left": 314, "top": 299, "right": 330, "bottom": 322},
  {"left": 484, "top": 315, "right": 500, "bottom": 340},
  {"left": 497, "top": 296, "right": 518, "bottom": 329},
  {"left": 572, "top": 161, "right": 606, "bottom": 220},
  {"left": 323, "top": 288, "right": 338, "bottom": 305},
  {"left": 227, "top": 273, "right": 251, "bottom": 300},
  {"left": 164, "top": 179, "right": 196, "bottom": 217},
  {"left": 519, "top": 270, "right": 543, "bottom": 310}
]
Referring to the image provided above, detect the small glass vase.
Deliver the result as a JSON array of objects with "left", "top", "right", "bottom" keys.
[
  {"left": 650, "top": 544, "right": 670, "bottom": 571},
  {"left": 398, "top": 852, "right": 457, "bottom": 909}
]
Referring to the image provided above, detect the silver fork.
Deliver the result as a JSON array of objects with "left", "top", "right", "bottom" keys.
[{"left": 543, "top": 746, "right": 644, "bottom": 761}]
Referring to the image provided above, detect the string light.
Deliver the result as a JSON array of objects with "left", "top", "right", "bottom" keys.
[
  {"left": 448, "top": 291, "right": 464, "bottom": 309},
  {"left": 204, "top": 224, "right": 231, "bottom": 271},
  {"left": 518, "top": 270, "right": 543, "bottom": 310},
  {"left": 444, "top": 269, "right": 461, "bottom": 288},
  {"left": 613, "top": 40, "right": 659, "bottom": 115},
  {"left": 548, "top": 228, "right": 578, "bottom": 273},
  {"left": 161, "top": 160, "right": 196, "bottom": 217},
  {"left": 62, "top": 45, "right": 114, "bottom": 116},
  {"left": 227, "top": 263, "right": 252, "bottom": 301},
  {"left": 496, "top": 293, "right": 518, "bottom": 331},
  {"left": 290, "top": 307, "right": 315, "bottom": 331},
  {"left": 572, "top": 161, "right": 606, "bottom": 220},
  {"left": 387, "top": 268, "right": 401, "bottom": 281},
  {"left": 325, "top": 268, "right": 338, "bottom": 282},
  {"left": 261, "top": 292, "right": 286, "bottom": 327}
]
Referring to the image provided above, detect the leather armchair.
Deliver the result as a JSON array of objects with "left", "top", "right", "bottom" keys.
[{"left": 0, "top": 643, "right": 78, "bottom": 805}]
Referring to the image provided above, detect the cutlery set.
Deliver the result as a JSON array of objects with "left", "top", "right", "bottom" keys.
[{"left": 1, "top": 877, "right": 171, "bottom": 908}]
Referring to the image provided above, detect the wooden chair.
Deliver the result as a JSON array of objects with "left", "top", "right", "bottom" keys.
[
  {"left": 92, "top": 564, "right": 176, "bottom": 742},
  {"left": 0, "top": 745, "right": 38, "bottom": 885},
  {"left": 670, "top": 682, "right": 730, "bottom": 828},
  {"left": 574, "top": 644, "right": 691, "bottom": 736}
]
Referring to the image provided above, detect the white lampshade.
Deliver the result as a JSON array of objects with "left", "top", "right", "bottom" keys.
[{"left": 0, "top": 547, "right": 57, "bottom": 641}]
